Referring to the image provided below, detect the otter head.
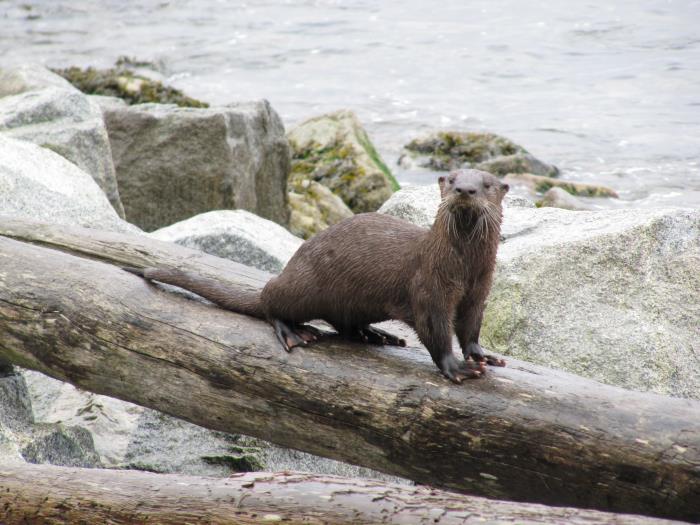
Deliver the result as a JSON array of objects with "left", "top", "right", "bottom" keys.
[{"left": 438, "top": 169, "right": 509, "bottom": 212}]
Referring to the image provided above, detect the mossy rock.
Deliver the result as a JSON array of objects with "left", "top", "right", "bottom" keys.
[
  {"left": 288, "top": 178, "right": 353, "bottom": 239},
  {"left": 288, "top": 110, "right": 398, "bottom": 213},
  {"left": 400, "top": 131, "right": 559, "bottom": 177},
  {"left": 54, "top": 66, "right": 208, "bottom": 108},
  {"left": 504, "top": 173, "right": 618, "bottom": 198}
]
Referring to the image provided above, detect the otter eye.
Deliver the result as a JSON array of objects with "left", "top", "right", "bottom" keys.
[
  {"left": 484, "top": 183, "right": 492, "bottom": 189},
  {"left": 448, "top": 177, "right": 455, "bottom": 184}
]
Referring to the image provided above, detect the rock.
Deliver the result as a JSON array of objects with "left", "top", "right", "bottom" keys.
[
  {"left": 0, "top": 135, "right": 137, "bottom": 234},
  {"left": 378, "top": 184, "right": 533, "bottom": 228},
  {"left": 120, "top": 410, "right": 264, "bottom": 476},
  {"left": 288, "top": 178, "right": 354, "bottom": 239},
  {"left": 288, "top": 110, "right": 398, "bottom": 213},
  {"left": 151, "top": 210, "right": 302, "bottom": 273},
  {"left": 0, "top": 64, "right": 125, "bottom": 217},
  {"left": 101, "top": 100, "right": 290, "bottom": 231},
  {"left": 539, "top": 187, "right": 594, "bottom": 211},
  {"left": 399, "top": 131, "right": 559, "bottom": 177},
  {"left": 0, "top": 364, "right": 33, "bottom": 435},
  {"left": 55, "top": 65, "right": 209, "bottom": 108},
  {"left": 0, "top": 365, "right": 102, "bottom": 468},
  {"left": 381, "top": 186, "right": 700, "bottom": 399},
  {"left": 0, "top": 63, "right": 71, "bottom": 96},
  {"left": 21, "top": 425, "right": 102, "bottom": 468},
  {"left": 21, "top": 370, "right": 264, "bottom": 475},
  {"left": 22, "top": 370, "right": 142, "bottom": 466},
  {"left": 504, "top": 172, "right": 618, "bottom": 198}
]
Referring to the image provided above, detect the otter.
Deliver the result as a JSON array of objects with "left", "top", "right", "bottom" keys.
[{"left": 126, "top": 169, "right": 508, "bottom": 383}]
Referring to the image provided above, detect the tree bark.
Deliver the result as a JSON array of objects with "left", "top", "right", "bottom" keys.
[
  {"left": 0, "top": 218, "right": 698, "bottom": 522},
  {"left": 0, "top": 462, "right": 681, "bottom": 525}
]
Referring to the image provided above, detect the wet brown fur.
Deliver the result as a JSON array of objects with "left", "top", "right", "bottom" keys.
[{"left": 130, "top": 169, "right": 508, "bottom": 382}]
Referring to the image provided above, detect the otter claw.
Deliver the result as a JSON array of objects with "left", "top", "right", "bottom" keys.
[
  {"left": 355, "top": 326, "right": 406, "bottom": 347},
  {"left": 464, "top": 342, "right": 506, "bottom": 367}
]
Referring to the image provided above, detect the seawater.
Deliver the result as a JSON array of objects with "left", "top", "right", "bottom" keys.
[{"left": 2, "top": 0, "right": 699, "bottom": 208}]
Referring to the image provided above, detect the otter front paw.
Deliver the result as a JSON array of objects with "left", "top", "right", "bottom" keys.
[
  {"left": 440, "top": 355, "right": 485, "bottom": 383},
  {"left": 464, "top": 342, "right": 506, "bottom": 367}
]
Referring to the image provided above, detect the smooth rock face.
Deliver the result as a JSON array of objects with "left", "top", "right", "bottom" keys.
[
  {"left": 381, "top": 186, "right": 700, "bottom": 398},
  {"left": 151, "top": 210, "right": 303, "bottom": 273},
  {"left": 0, "top": 65, "right": 125, "bottom": 217},
  {"left": 288, "top": 110, "right": 398, "bottom": 213},
  {"left": 288, "top": 178, "right": 354, "bottom": 239},
  {"left": 399, "top": 131, "right": 559, "bottom": 177},
  {"left": 0, "top": 135, "right": 137, "bottom": 234},
  {"left": 101, "top": 100, "right": 291, "bottom": 231}
]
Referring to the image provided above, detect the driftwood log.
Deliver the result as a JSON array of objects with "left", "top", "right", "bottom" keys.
[
  {"left": 0, "top": 462, "right": 681, "bottom": 525},
  {"left": 0, "top": 218, "right": 698, "bottom": 521}
]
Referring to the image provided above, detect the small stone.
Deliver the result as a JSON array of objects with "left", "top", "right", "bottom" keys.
[
  {"left": 504, "top": 172, "right": 618, "bottom": 198},
  {"left": 538, "top": 187, "right": 594, "bottom": 211}
]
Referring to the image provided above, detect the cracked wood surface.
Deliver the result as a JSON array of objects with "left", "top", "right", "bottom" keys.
[
  {"left": 0, "top": 218, "right": 699, "bottom": 521},
  {"left": 0, "top": 463, "right": 682, "bottom": 525}
]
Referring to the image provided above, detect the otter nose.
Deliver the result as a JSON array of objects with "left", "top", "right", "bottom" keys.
[{"left": 455, "top": 184, "right": 478, "bottom": 196}]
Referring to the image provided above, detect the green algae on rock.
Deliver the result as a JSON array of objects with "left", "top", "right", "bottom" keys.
[
  {"left": 399, "top": 131, "right": 559, "bottom": 177},
  {"left": 288, "top": 110, "right": 399, "bottom": 213},
  {"left": 504, "top": 172, "right": 618, "bottom": 198},
  {"left": 54, "top": 66, "right": 209, "bottom": 108},
  {"left": 288, "top": 178, "right": 354, "bottom": 239}
]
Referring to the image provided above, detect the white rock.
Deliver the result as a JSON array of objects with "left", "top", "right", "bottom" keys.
[
  {"left": 0, "top": 65, "right": 124, "bottom": 216},
  {"left": 151, "top": 210, "right": 302, "bottom": 273},
  {"left": 0, "top": 135, "right": 136, "bottom": 233}
]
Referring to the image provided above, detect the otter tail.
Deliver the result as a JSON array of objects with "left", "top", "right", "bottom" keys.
[{"left": 122, "top": 266, "right": 265, "bottom": 319}]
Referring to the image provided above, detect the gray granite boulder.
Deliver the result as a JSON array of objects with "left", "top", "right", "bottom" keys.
[
  {"left": 100, "top": 100, "right": 290, "bottom": 231},
  {"left": 151, "top": 210, "right": 302, "bottom": 273},
  {"left": 288, "top": 110, "right": 399, "bottom": 213},
  {"left": 0, "top": 64, "right": 124, "bottom": 217},
  {"left": 0, "top": 135, "right": 136, "bottom": 233},
  {"left": 381, "top": 186, "right": 700, "bottom": 399}
]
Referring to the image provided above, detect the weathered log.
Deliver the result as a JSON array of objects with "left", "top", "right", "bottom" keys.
[
  {"left": 0, "top": 462, "right": 681, "bottom": 525},
  {"left": 0, "top": 218, "right": 698, "bottom": 521}
]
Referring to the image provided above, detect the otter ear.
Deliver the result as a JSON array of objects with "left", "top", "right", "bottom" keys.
[
  {"left": 501, "top": 182, "right": 510, "bottom": 193},
  {"left": 438, "top": 176, "right": 447, "bottom": 198}
]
